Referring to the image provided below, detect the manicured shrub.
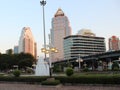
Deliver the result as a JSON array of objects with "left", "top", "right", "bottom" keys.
[
  {"left": 13, "top": 70, "right": 21, "bottom": 77},
  {"left": 41, "top": 78, "right": 60, "bottom": 85},
  {"left": 65, "top": 67, "right": 74, "bottom": 76}
]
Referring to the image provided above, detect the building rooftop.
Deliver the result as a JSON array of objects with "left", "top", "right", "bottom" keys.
[
  {"left": 64, "top": 35, "right": 105, "bottom": 39},
  {"left": 77, "top": 29, "right": 96, "bottom": 36},
  {"left": 54, "top": 8, "right": 64, "bottom": 17}
]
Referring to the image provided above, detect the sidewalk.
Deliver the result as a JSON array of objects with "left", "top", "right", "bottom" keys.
[{"left": 0, "top": 83, "right": 120, "bottom": 90}]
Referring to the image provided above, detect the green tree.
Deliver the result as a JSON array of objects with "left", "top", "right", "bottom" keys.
[
  {"left": 0, "top": 53, "right": 35, "bottom": 72},
  {"left": 53, "top": 64, "right": 62, "bottom": 72},
  {"left": 0, "top": 54, "right": 11, "bottom": 71},
  {"left": 6, "top": 49, "right": 13, "bottom": 55},
  {"left": 112, "top": 62, "right": 119, "bottom": 71},
  {"left": 0, "top": 63, "right": 9, "bottom": 71},
  {"left": 18, "top": 58, "right": 33, "bottom": 69}
]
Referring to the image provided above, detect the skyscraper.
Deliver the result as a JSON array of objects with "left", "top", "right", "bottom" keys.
[
  {"left": 18, "top": 27, "right": 37, "bottom": 58},
  {"left": 14, "top": 46, "right": 18, "bottom": 54},
  {"left": 109, "top": 36, "right": 120, "bottom": 51},
  {"left": 50, "top": 8, "right": 72, "bottom": 62}
]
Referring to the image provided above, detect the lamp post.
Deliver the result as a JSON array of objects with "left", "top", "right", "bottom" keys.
[
  {"left": 49, "top": 48, "right": 58, "bottom": 77},
  {"left": 40, "top": 0, "right": 47, "bottom": 60},
  {"left": 41, "top": 47, "right": 58, "bottom": 77},
  {"left": 40, "top": 0, "right": 58, "bottom": 77}
]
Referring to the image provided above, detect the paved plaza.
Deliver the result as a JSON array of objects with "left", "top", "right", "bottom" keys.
[{"left": 0, "top": 83, "right": 120, "bottom": 90}]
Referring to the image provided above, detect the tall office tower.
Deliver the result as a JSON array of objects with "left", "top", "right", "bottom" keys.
[
  {"left": 14, "top": 46, "right": 19, "bottom": 54},
  {"left": 109, "top": 36, "right": 120, "bottom": 51},
  {"left": 64, "top": 29, "right": 106, "bottom": 59},
  {"left": 19, "top": 27, "right": 37, "bottom": 59},
  {"left": 50, "top": 8, "right": 72, "bottom": 62}
]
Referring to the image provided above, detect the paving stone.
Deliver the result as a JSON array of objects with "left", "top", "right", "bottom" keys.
[{"left": 0, "top": 83, "right": 120, "bottom": 90}]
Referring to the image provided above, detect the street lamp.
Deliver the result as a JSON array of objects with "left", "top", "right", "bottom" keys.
[
  {"left": 40, "top": 0, "right": 47, "bottom": 60},
  {"left": 41, "top": 47, "right": 58, "bottom": 77},
  {"left": 40, "top": 0, "right": 58, "bottom": 77},
  {"left": 76, "top": 54, "right": 83, "bottom": 71}
]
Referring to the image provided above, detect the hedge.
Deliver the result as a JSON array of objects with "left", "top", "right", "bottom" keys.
[
  {"left": 41, "top": 79, "right": 60, "bottom": 85},
  {"left": 0, "top": 75, "right": 120, "bottom": 84},
  {"left": 0, "top": 76, "right": 48, "bottom": 84},
  {"left": 54, "top": 75, "right": 120, "bottom": 84}
]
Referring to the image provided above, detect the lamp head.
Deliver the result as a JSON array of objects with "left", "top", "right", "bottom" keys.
[
  {"left": 40, "top": 0, "right": 46, "bottom": 6},
  {"left": 41, "top": 48, "right": 46, "bottom": 53}
]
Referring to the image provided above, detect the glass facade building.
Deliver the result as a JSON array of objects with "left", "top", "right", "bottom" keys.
[{"left": 64, "top": 35, "right": 106, "bottom": 59}]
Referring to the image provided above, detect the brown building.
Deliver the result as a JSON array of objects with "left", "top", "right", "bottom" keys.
[
  {"left": 109, "top": 36, "right": 120, "bottom": 51},
  {"left": 19, "top": 27, "right": 37, "bottom": 59}
]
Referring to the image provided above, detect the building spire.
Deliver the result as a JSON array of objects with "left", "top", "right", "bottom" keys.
[{"left": 54, "top": 8, "right": 64, "bottom": 17}]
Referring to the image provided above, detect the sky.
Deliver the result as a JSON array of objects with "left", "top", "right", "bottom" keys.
[{"left": 0, "top": 0, "right": 120, "bottom": 56}]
